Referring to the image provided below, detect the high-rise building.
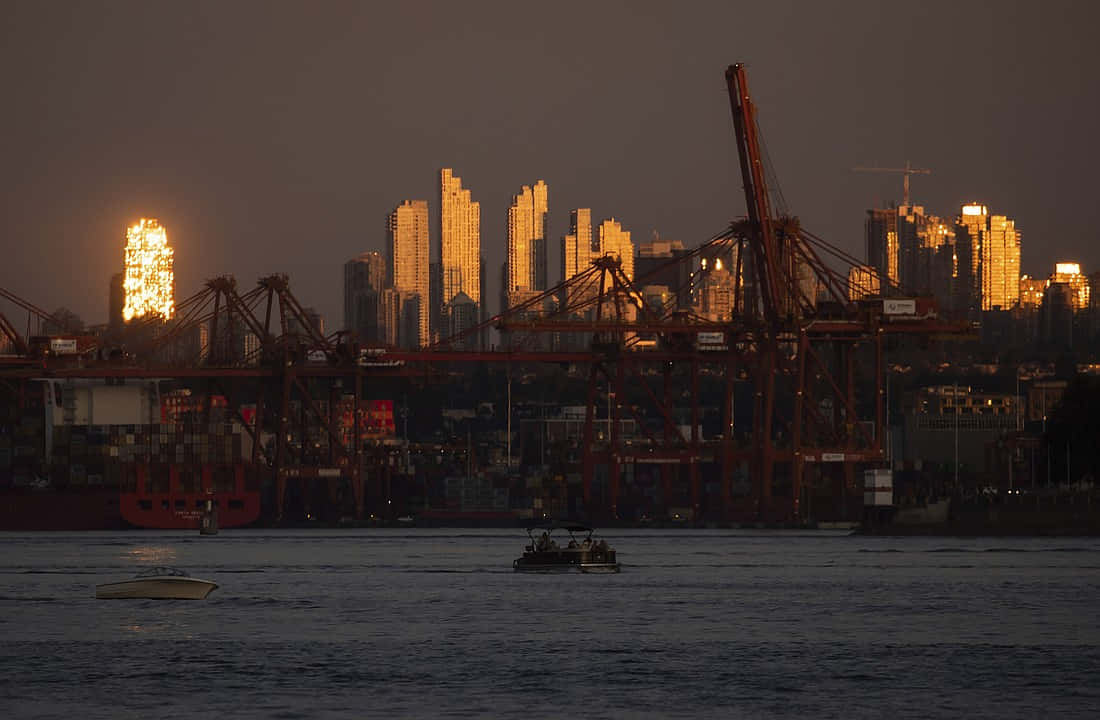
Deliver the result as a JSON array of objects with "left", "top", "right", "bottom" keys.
[
  {"left": 288, "top": 307, "right": 324, "bottom": 340},
  {"left": 122, "top": 218, "right": 174, "bottom": 321},
  {"left": 429, "top": 260, "right": 443, "bottom": 344},
  {"left": 1019, "top": 275, "right": 1046, "bottom": 309},
  {"left": 867, "top": 204, "right": 955, "bottom": 300},
  {"left": 980, "top": 213, "right": 1021, "bottom": 311},
  {"left": 954, "top": 203, "right": 986, "bottom": 318},
  {"left": 635, "top": 234, "right": 692, "bottom": 308},
  {"left": 344, "top": 251, "right": 386, "bottom": 343},
  {"left": 848, "top": 265, "right": 881, "bottom": 301},
  {"left": 1050, "top": 262, "right": 1090, "bottom": 310},
  {"left": 379, "top": 288, "right": 423, "bottom": 350},
  {"left": 865, "top": 208, "right": 899, "bottom": 290},
  {"left": 439, "top": 169, "right": 481, "bottom": 321},
  {"left": 386, "top": 200, "right": 430, "bottom": 346},
  {"left": 200, "top": 311, "right": 260, "bottom": 366},
  {"left": 597, "top": 218, "right": 633, "bottom": 282},
  {"left": 506, "top": 180, "right": 548, "bottom": 305},
  {"left": 561, "top": 208, "right": 594, "bottom": 282},
  {"left": 1040, "top": 283, "right": 1074, "bottom": 349},
  {"left": 445, "top": 291, "right": 480, "bottom": 350},
  {"left": 695, "top": 266, "right": 736, "bottom": 321}
]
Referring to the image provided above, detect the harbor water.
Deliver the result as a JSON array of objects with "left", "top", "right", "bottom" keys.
[{"left": 2, "top": 529, "right": 1099, "bottom": 719}]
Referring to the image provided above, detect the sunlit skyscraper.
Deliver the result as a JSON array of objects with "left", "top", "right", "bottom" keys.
[
  {"left": 561, "top": 208, "right": 593, "bottom": 281},
  {"left": 1018, "top": 275, "right": 1046, "bottom": 309},
  {"left": 507, "top": 180, "right": 548, "bottom": 305},
  {"left": 954, "top": 203, "right": 987, "bottom": 317},
  {"left": 848, "top": 265, "right": 881, "bottom": 301},
  {"left": 122, "top": 218, "right": 174, "bottom": 321},
  {"left": 865, "top": 207, "right": 899, "bottom": 289},
  {"left": 978, "top": 210, "right": 1021, "bottom": 311},
  {"left": 439, "top": 169, "right": 481, "bottom": 324},
  {"left": 597, "top": 218, "right": 633, "bottom": 282},
  {"left": 1050, "top": 262, "right": 1090, "bottom": 310},
  {"left": 387, "top": 200, "right": 430, "bottom": 347}
]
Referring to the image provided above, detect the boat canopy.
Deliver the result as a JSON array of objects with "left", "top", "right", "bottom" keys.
[
  {"left": 525, "top": 524, "right": 593, "bottom": 534},
  {"left": 135, "top": 566, "right": 191, "bottom": 578}
]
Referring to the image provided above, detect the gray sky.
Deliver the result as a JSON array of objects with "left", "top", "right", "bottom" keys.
[{"left": 2, "top": 0, "right": 1098, "bottom": 329}]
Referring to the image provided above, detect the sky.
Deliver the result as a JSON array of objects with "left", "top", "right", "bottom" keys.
[{"left": 2, "top": 0, "right": 1098, "bottom": 330}]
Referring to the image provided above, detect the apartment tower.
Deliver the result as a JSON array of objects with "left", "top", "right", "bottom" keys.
[
  {"left": 506, "top": 180, "right": 549, "bottom": 306},
  {"left": 439, "top": 169, "right": 481, "bottom": 342},
  {"left": 386, "top": 200, "right": 430, "bottom": 347},
  {"left": 561, "top": 208, "right": 594, "bottom": 282}
]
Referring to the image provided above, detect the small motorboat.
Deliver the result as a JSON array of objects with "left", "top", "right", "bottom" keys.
[
  {"left": 513, "top": 524, "right": 621, "bottom": 573},
  {"left": 95, "top": 566, "right": 218, "bottom": 600}
]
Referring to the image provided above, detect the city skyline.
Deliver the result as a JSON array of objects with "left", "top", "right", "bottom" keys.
[
  {"left": 21, "top": 170, "right": 1100, "bottom": 340},
  {"left": 2, "top": 3, "right": 1096, "bottom": 330},
  {"left": 29, "top": 163, "right": 1095, "bottom": 334}
]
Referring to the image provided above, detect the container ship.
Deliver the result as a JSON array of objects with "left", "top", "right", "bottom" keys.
[{"left": 0, "top": 379, "right": 260, "bottom": 530}]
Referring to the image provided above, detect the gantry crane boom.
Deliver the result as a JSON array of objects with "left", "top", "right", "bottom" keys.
[
  {"left": 725, "top": 63, "right": 781, "bottom": 326},
  {"left": 851, "top": 160, "right": 931, "bottom": 207}
]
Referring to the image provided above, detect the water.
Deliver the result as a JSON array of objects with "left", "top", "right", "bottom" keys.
[{"left": 2, "top": 529, "right": 1099, "bottom": 719}]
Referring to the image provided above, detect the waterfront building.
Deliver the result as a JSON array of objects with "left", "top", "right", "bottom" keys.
[
  {"left": 506, "top": 180, "right": 549, "bottom": 305},
  {"left": 386, "top": 200, "right": 430, "bottom": 347},
  {"left": 343, "top": 251, "right": 386, "bottom": 343},
  {"left": 903, "top": 385, "right": 1019, "bottom": 475},
  {"left": 122, "top": 218, "right": 174, "bottom": 321},
  {"left": 439, "top": 169, "right": 481, "bottom": 343}
]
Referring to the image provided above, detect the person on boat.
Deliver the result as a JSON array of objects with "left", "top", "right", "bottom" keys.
[{"left": 537, "top": 531, "right": 550, "bottom": 551}]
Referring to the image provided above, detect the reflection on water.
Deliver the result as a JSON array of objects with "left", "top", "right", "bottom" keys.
[{"left": 124, "top": 545, "right": 178, "bottom": 565}]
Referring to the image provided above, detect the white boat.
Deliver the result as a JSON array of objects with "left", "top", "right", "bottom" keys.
[{"left": 95, "top": 566, "right": 218, "bottom": 600}]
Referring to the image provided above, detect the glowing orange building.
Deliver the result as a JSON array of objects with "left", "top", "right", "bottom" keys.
[{"left": 122, "top": 218, "right": 174, "bottom": 321}]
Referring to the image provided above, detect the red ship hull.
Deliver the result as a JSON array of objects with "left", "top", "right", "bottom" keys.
[{"left": 120, "top": 463, "right": 261, "bottom": 529}]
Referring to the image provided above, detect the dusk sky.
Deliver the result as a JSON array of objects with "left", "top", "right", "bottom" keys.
[{"left": 2, "top": 0, "right": 1098, "bottom": 329}]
